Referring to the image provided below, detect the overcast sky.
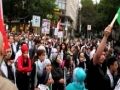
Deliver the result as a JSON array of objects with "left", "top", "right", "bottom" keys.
[{"left": 92, "top": 0, "right": 100, "bottom": 4}]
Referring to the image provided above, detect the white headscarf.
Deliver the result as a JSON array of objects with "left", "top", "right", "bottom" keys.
[
  {"left": 43, "top": 59, "right": 51, "bottom": 69},
  {"left": 38, "top": 45, "right": 46, "bottom": 50}
]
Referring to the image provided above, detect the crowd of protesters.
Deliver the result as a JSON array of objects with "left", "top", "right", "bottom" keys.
[{"left": 0, "top": 25, "right": 120, "bottom": 90}]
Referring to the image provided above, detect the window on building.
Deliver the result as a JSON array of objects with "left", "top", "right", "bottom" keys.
[
  {"left": 61, "top": 3, "right": 66, "bottom": 9},
  {"left": 56, "top": 0, "right": 66, "bottom": 10}
]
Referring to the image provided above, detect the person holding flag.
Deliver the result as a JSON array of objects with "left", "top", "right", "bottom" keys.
[
  {"left": 86, "top": 7, "right": 120, "bottom": 90},
  {"left": 0, "top": 0, "right": 17, "bottom": 90}
]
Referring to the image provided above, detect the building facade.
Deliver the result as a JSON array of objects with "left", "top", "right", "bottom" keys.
[
  {"left": 66, "top": 0, "right": 79, "bottom": 29},
  {"left": 55, "top": 0, "right": 79, "bottom": 30}
]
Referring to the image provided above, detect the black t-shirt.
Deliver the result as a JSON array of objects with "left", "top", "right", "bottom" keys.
[{"left": 87, "top": 59, "right": 110, "bottom": 90}]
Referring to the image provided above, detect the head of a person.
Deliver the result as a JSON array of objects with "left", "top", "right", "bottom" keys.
[
  {"left": 56, "top": 44, "right": 61, "bottom": 53},
  {"left": 78, "top": 53, "right": 86, "bottom": 62},
  {"left": 98, "top": 51, "right": 106, "bottom": 64},
  {"left": 18, "top": 34, "right": 22, "bottom": 40},
  {"left": 14, "top": 33, "right": 19, "bottom": 41},
  {"left": 4, "top": 49, "right": 12, "bottom": 60},
  {"left": 8, "top": 35, "right": 14, "bottom": 44},
  {"left": 67, "top": 42, "right": 71, "bottom": 48},
  {"left": 86, "top": 47, "right": 91, "bottom": 54},
  {"left": 37, "top": 69, "right": 50, "bottom": 86},
  {"left": 48, "top": 40, "right": 52, "bottom": 47},
  {"left": 61, "top": 43, "right": 67, "bottom": 51},
  {"left": 64, "top": 55, "right": 73, "bottom": 68},
  {"left": 37, "top": 49, "right": 46, "bottom": 62},
  {"left": 34, "top": 39, "right": 40, "bottom": 47},
  {"left": 21, "top": 44, "right": 29, "bottom": 58},
  {"left": 28, "top": 35, "right": 32, "bottom": 40},
  {"left": 73, "top": 68, "right": 86, "bottom": 83},
  {"left": 70, "top": 45, "right": 75, "bottom": 52},
  {"left": 82, "top": 47, "right": 86, "bottom": 53},
  {"left": 51, "top": 53, "right": 61, "bottom": 65},
  {"left": 43, "top": 59, "right": 52, "bottom": 73},
  {"left": 52, "top": 38, "right": 57, "bottom": 43},
  {"left": 40, "top": 40, "right": 44, "bottom": 46},
  {"left": 107, "top": 57, "right": 118, "bottom": 73}
]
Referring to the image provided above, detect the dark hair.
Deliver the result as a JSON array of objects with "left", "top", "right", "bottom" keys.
[
  {"left": 55, "top": 44, "right": 61, "bottom": 51},
  {"left": 64, "top": 55, "right": 72, "bottom": 68},
  {"left": 34, "top": 39, "right": 40, "bottom": 45},
  {"left": 61, "top": 42, "right": 67, "bottom": 52},
  {"left": 107, "top": 57, "right": 117, "bottom": 68},
  {"left": 90, "top": 45, "right": 95, "bottom": 51},
  {"left": 21, "top": 42, "right": 26, "bottom": 46},
  {"left": 36, "top": 49, "right": 45, "bottom": 58},
  {"left": 13, "top": 33, "right": 19, "bottom": 37},
  {"left": 8, "top": 35, "right": 13, "bottom": 39},
  {"left": 78, "top": 52, "right": 82, "bottom": 59}
]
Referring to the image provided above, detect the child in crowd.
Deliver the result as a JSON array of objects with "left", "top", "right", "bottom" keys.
[
  {"left": 37, "top": 69, "right": 53, "bottom": 90},
  {"left": 66, "top": 67, "right": 87, "bottom": 90},
  {"left": 43, "top": 59, "right": 54, "bottom": 90},
  {"left": 31, "top": 47, "right": 46, "bottom": 90},
  {"left": 64, "top": 55, "right": 74, "bottom": 85},
  {"left": 16, "top": 44, "right": 32, "bottom": 90}
]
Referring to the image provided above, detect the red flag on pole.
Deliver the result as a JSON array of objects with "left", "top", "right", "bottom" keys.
[
  {"left": 57, "top": 19, "right": 62, "bottom": 30},
  {"left": 0, "top": 0, "right": 10, "bottom": 50},
  {"left": 0, "top": 0, "right": 3, "bottom": 20}
]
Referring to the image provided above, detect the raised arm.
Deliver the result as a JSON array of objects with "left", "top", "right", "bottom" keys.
[{"left": 93, "top": 25, "right": 112, "bottom": 65}]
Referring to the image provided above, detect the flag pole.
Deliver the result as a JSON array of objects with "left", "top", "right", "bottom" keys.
[
  {"left": 64, "top": 67, "right": 67, "bottom": 90},
  {"left": 0, "top": 0, "right": 3, "bottom": 20},
  {"left": 110, "top": 14, "right": 118, "bottom": 26}
]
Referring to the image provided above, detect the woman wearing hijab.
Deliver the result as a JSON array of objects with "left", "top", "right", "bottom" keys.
[
  {"left": 16, "top": 44, "right": 32, "bottom": 90},
  {"left": 51, "top": 53, "right": 64, "bottom": 90},
  {"left": 37, "top": 69, "right": 53, "bottom": 90},
  {"left": 43, "top": 59, "right": 54, "bottom": 90},
  {"left": 66, "top": 67, "right": 87, "bottom": 90}
]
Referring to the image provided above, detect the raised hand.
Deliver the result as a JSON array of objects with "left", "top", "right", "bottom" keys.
[{"left": 104, "top": 25, "right": 112, "bottom": 38}]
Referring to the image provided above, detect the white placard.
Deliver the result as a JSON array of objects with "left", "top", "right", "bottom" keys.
[
  {"left": 58, "top": 31, "right": 63, "bottom": 38},
  {"left": 41, "top": 19, "right": 51, "bottom": 34},
  {"left": 65, "top": 26, "right": 68, "bottom": 31},
  {"left": 87, "top": 25, "right": 91, "bottom": 30},
  {"left": 54, "top": 28, "right": 58, "bottom": 35},
  {"left": 6, "top": 24, "right": 8, "bottom": 30},
  {"left": 32, "top": 15, "right": 41, "bottom": 27}
]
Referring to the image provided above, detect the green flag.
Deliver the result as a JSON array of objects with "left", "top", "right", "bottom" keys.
[{"left": 117, "top": 8, "right": 120, "bottom": 25}]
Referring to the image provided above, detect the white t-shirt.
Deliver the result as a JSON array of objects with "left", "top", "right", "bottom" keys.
[{"left": 90, "top": 49, "right": 96, "bottom": 60}]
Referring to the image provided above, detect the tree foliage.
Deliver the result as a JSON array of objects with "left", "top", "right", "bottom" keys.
[
  {"left": 3, "top": 0, "right": 58, "bottom": 21},
  {"left": 96, "top": 0, "right": 120, "bottom": 31},
  {"left": 30, "top": 0, "right": 57, "bottom": 18},
  {"left": 80, "top": 0, "right": 97, "bottom": 33},
  {"left": 79, "top": 0, "right": 120, "bottom": 35}
]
